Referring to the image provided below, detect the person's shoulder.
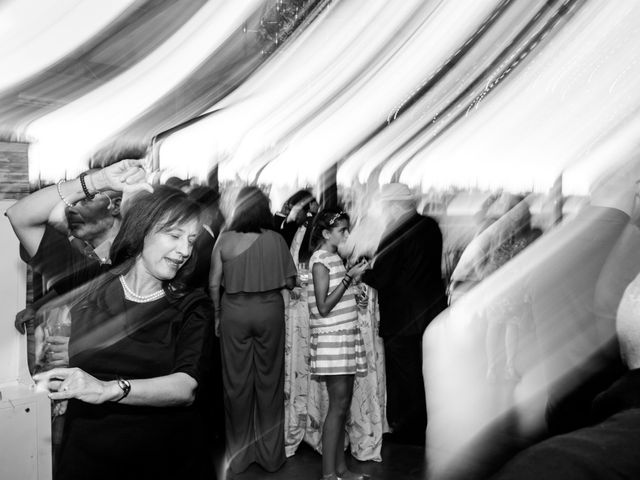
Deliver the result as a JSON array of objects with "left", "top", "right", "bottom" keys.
[
  {"left": 311, "top": 249, "right": 334, "bottom": 263},
  {"left": 417, "top": 213, "right": 439, "bottom": 227},
  {"left": 262, "top": 228, "right": 287, "bottom": 242},
  {"left": 416, "top": 214, "right": 442, "bottom": 235}
]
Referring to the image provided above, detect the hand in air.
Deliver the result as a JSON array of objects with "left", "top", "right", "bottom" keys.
[{"left": 93, "top": 159, "right": 153, "bottom": 194}]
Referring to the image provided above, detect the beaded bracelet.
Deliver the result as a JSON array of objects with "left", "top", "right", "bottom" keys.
[
  {"left": 79, "top": 172, "right": 95, "bottom": 200},
  {"left": 56, "top": 180, "right": 74, "bottom": 207}
]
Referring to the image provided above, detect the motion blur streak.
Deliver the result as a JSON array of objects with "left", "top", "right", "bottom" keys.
[
  {"left": 0, "top": 0, "right": 135, "bottom": 91},
  {"left": 400, "top": 0, "right": 640, "bottom": 194},
  {"left": 24, "top": 0, "right": 264, "bottom": 182}
]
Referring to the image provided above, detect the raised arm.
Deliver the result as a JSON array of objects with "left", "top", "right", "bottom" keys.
[{"left": 6, "top": 159, "right": 148, "bottom": 257}]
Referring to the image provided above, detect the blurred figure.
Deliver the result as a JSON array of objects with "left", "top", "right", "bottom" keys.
[
  {"left": 209, "top": 186, "right": 297, "bottom": 475},
  {"left": 362, "top": 183, "right": 447, "bottom": 444},
  {"left": 482, "top": 197, "right": 541, "bottom": 381},
  {"left": 184, "top": 185, "right": 225, "bottom": 291},
  {"left": 447, "top": 193, "right": 520, "bottom": 305},
  {"left": 424, "top": 160, "right": 640, "bottom": 480},
  {"left": 491, "top": 214, "right": 640, "bottom": 479},
  {"left": 15, "top": 186, "right": 123, "bottom": 335},
  {"left": 17, "top": 186, "right": 122, "bottom": 380},
  {"left": 7, "top": 160, "right": 215, "bottom": 480},
  {"left": 12, "top": 177, "right": 124, "bottom": 471},
  {"left": 184, "top": 185, "right": 226, "bottom": 445},
  {"left": 277, "top": 189, "right": 319, "bottom": 265}
]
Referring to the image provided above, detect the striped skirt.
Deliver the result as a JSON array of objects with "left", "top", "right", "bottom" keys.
[{"left": 309, "top": 326, "right": 367, "bottom": 377}]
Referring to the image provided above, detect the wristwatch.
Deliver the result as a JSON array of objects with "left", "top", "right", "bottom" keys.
[{"left": 115, "top": 377, "right": 131, "bottom": 402}]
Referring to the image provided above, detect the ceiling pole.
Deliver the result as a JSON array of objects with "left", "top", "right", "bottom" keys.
[
  {"left": 318, "top": 162, "right": 338, "bottom": 209},
  {"left": 550, "top": 173, "right": 563, "bottom": 226}
]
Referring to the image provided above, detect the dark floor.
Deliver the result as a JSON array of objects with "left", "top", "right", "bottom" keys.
[{"left": 213, "top": 438, "right": 427, "bottom": 480}]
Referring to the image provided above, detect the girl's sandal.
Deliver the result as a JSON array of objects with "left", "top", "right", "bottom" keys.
[{"left": 321, "top": 474, "right": 339, "bottom": 480}]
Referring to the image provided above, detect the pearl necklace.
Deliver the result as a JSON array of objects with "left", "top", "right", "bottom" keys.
[{"left": 119, "top": 275, "right": 165, "bottom": 303}]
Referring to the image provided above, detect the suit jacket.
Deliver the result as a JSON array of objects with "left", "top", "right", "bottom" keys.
[{"left": 363, "top": 213, "right": 447, "bottom": 337}]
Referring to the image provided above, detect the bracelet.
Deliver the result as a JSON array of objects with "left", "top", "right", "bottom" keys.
[
  {"left": 115, "top": 377, "right": 131, "bottom": 402},
  {"left": 342, "top": 278, "right": 351, "bottom": 289},
  {"left": 56, "top": 180, "right": 74, "bottom": 207},
  {"left": 79, "top": 172, "right": 96, "bottom": 200}
]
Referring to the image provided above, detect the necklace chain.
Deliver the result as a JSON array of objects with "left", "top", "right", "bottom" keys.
[{"left": 119, "top": 275, "right": 165, "bottom": 303}]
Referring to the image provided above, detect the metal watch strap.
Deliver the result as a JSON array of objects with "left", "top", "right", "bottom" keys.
[{"left": 115, "top": 377, "right": 131, "bottom": 402}]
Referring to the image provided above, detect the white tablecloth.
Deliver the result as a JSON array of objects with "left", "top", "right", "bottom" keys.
[{"left": 283, "top": 286, "right": 388, "bottom": 461}]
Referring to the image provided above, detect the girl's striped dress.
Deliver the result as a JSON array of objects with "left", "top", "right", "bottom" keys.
[{"left": 307, "top": 249, "right": 367, "bottom": 376}]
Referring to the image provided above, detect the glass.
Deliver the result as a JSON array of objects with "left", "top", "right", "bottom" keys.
[
  {"left": 36, "top": 305, "right": 71, "bottom": 373},
  {"left": 37, "top": 305, "right": 72, "bottom": 417},
  {"left": 298, "top": 262, "right": 310, "bottom": 287}
]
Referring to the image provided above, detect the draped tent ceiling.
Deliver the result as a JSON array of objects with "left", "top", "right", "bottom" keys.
[{"left": 2, "top": 0, "right": 640, "bottom": 194}]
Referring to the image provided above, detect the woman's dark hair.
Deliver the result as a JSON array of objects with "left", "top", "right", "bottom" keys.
[
  {"left": 110, "top": 185, "right": 201, "bottom": 296},
  {"left": 309, "top": 208, "right": 350, "bottom": 252},
  {"left": 227, "top": 186, "right": 274, "bottom": 233},
  {"left": 189, "top": 185, "right": 225, "bottom": 236},
  {"left": 283, "top": 189, "right": 314, "bottom": 211}
]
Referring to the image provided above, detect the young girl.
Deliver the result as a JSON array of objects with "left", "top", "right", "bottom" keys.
[{"left": 307, "top": 209, "right": 369, "bottom": 480}]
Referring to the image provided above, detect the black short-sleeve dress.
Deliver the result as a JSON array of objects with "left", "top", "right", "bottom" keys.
[{"left": 29, "top": 226, "right": 215, "bottom": 480}]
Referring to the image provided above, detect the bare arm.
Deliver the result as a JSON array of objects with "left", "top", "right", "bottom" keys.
[
  {"left": 6, "top": 160, "right": 148, "bottom": 257},
  {"left": 312, "top": 260, "right": 368, "bottom": 317},
  {"left": 208, "top": 236, "right": 224, "bottom": 336},
  {"left": 35, "top": 368, "right": 197, "bottom": 407}
]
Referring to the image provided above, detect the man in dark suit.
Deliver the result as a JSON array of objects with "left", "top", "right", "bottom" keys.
[{"left": 363, "top": 183, "right": 447, "bottom": 444}]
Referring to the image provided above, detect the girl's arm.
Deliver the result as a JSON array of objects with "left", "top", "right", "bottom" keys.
[
  {"left": 312, "top": 260, "right": 367, "bottom": 317},
  {"left": 35, "top": 368, "right": 198, "bottom": 407}
]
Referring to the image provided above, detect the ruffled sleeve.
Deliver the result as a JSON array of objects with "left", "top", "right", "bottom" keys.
[{"left": 223, "top": 230, "right": 297, "bottom": 294}]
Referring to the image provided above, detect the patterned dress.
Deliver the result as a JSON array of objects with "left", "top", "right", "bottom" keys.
[{"left": 307, "top": 249, "right": 367, "bottom": 376}]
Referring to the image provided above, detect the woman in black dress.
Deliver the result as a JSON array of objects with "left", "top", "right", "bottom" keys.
[{"left": 7, "top": 160, "right": 214, "bottom": 480}]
